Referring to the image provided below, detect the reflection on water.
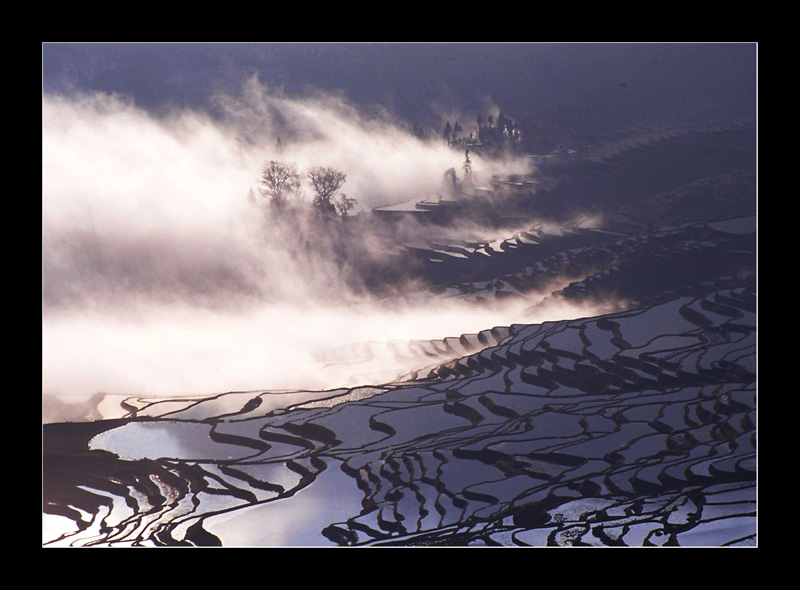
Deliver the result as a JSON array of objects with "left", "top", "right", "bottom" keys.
[{"left": 44, "top": 274, "right": 756, "bottom": 547}]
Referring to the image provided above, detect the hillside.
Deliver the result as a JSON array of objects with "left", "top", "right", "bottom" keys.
[{"left": 42, "top": 122, "right": 757, "bottom": 547}]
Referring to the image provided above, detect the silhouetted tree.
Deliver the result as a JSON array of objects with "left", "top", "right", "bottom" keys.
[
  {"left": 443, "top": 121, "right": 452, "bottom": 143},
  {"left": 308, "top": 166, "right": 347, "bottom": 218},
  {"left": 335, "top": 194, "right": 357, "bottom": 218},
  {"left": 259, "top": 160, "right": 300, "bottom": 208},
  {"left": 497, "top": 112, "right": 514, "bottom": 138}
]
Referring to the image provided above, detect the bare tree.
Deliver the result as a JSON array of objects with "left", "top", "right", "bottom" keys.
[
  {"left": 308, "top": 166, "right": 347, "bottom": 217},
  {"left": 259, "top": 160, "right": 300, "bottom": 208},
  {"left": 335, "top": 194, "right": 357, "bottom": 218}
]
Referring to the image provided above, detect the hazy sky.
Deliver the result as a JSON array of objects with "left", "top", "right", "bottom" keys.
[{"left": 42, "top": 42, "right": 757, "bottom": 127}]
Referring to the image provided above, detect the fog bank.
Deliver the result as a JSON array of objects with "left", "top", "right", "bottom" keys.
[{"left": 42, "top": 80, "right": 604, "bottom": 409}]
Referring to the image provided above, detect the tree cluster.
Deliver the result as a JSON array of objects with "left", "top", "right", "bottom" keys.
[
  {"left": 257, "top": 160, "right": 356, "bottom": 219},
  {"left": 443, "top": 112, "right": 523, "bottom": 151},
  {"left": 478, "top": 112, "right": 522, "bottom": 144}
]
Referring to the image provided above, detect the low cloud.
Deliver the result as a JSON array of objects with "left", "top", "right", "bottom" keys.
[{"left": 42, "top": 78, "right": 610, "bottom": 412}]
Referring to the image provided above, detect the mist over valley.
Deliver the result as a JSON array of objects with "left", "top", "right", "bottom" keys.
[{"left": 42, "top": 43, "right": 757, "bottom": 547}]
